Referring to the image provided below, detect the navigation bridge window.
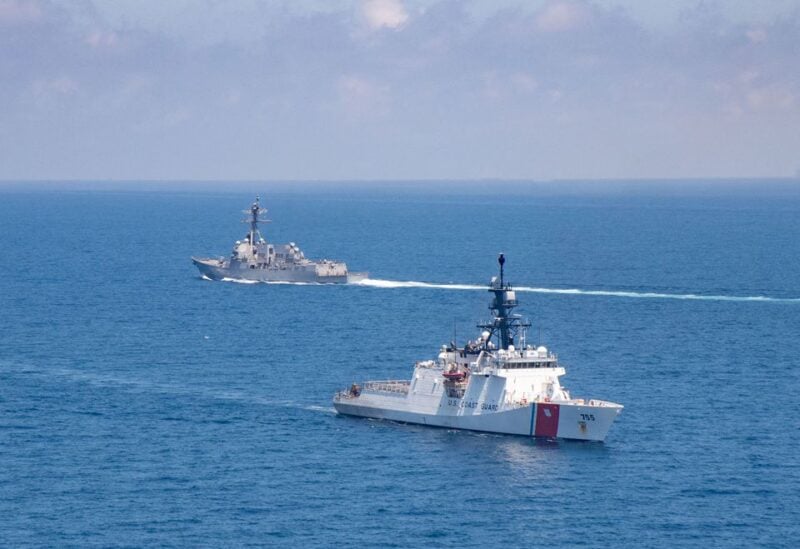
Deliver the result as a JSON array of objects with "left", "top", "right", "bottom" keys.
[
  {"left": 446, "top": 386, "right": 465, "bottom": 399},
  {"left": 501, "top": 361, "right": 554, "bottom": 369}
]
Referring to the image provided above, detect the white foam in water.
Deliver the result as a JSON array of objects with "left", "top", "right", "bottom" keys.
[
  {"left": 207, "top": 275, "right": 798, "bottom": 303},
  {"left": 353, "top": 278, "right": 800, "bottom": 304},
  {"left": 218, "top": 277, "right": 320, "bottom": 286},
  {"left": 220, "top": 277, "right": 261, "bottom": 284},
  {"left": 355, "top": 279, "right": 484, "bottom": 291},
  {"left": 305, "top": 405, "right": 337, "bottom": 414}
]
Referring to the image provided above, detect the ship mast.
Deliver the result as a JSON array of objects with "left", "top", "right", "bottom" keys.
[
  {"left": 478, "top": 253, "right": 531, "bottom": 350},
  {"left": 242, "top": 196, "right": 270, "bottom": 255}
]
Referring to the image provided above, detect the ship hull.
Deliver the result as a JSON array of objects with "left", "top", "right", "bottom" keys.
[
  {"left": 192, "top": 257, "right": 367, "bottom": 284},
  {"left": 334, "top": 398, "right": 621, "bottom": 442},
  {"left": 333, "top": 255, "right": 624, "bottom": 442}
]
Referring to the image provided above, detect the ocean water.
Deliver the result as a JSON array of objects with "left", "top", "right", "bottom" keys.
[{"left": 1, "top": 184, "right": 799, "bottom": 547}]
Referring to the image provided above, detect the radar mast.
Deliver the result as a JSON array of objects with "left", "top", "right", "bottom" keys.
[
  {"left": 477, "top": 253, "right": 531, "bottom": 350},
  {"left": 242, "top": 196, "right": 270, "bottom": 255}
]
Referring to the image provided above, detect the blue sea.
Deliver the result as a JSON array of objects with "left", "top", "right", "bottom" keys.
[{"left": 1, "top": 182, "right": 799, "bottom": 547}]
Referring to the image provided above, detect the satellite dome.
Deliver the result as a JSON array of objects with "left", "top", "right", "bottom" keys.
[{"left": 537, "top": 346, "right": 548, "bottom": 356}]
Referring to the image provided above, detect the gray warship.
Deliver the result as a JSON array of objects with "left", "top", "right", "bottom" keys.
[{"left": 192, "top": 197, "right": 367, "bottom": 283}]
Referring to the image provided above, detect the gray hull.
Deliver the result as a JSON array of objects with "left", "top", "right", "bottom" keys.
[{"left": 192, "top": 257, "right": 367, "bottom": 284}]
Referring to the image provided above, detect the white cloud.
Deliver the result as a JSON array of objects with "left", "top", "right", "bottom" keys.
[
  {"left": 339, "top": 75, "right": 379, "bottom": 99},
  {"left": 511, "top": 72, "right": 539, "bottom": 93},
  {"left": 745, "top": 27, "right": 767, "bottom": 44},
  {"left": 481, "top": 71, "right": 539, "bottom": 100},
  {"left": 3, "top": 0, "right": 800, "bottom": 180},
  {"left": 746, "top": 85, "right": 795, "bottom": 111},
  {"left": 535, "top": 1, "right": 589, "bottom": 32},
  {"left": 737, "top": 69, "right": 759, "bottom": 85},
  {"left": 361, "top": 0, "right": 409, "bottom": 30},
  {"left": 86, "top": 30, "right": 119, "bottom": 49},
  {"left": 223, "top": 89, "right": 242, "bottom": 106},
  {"left": 0, "top": 0, "right": 41, "bottom": 24},
  {"left": 164, "top": 106, "right": 192, "bottom": 127},
  {"left": 338, "top": 74, "right": 390, "bottom": 115},
  {"left": 33, "top": 77, "right": 79, "bottom": 97}
]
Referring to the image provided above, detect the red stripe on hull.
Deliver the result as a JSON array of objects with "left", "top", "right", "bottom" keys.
[{"left": 534, "top": 403, "right": 560, "bottom": 437}]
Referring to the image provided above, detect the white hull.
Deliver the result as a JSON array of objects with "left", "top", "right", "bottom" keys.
[
  {"left": 334, "top": 255, "right": 623, "bottom": 442},
  {"left": 334, "top": 396, "right": 620, "bottom": 442}
]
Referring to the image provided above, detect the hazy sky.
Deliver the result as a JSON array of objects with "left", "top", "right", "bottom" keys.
[{"left": 1, "top": 0, "right": 799, "bottom": 181}]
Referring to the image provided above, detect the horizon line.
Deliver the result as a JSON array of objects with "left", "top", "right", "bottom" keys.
[{"left": 1, "top": 176, "right": 798, "bottom": 184}]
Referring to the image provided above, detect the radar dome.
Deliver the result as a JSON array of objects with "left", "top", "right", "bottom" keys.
[{"left": 537, "top": 346, "right": 548, "bottom": 357}]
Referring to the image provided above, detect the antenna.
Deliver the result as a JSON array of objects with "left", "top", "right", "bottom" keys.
[
  {"left": 242, "top": 196, "right": 271, "bottom": 253},
  {"left": 478, "top": 253, "right": 531, "bottom": 350}
]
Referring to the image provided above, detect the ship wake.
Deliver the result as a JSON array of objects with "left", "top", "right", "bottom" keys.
[
  {"left": 353, "top": 278, "right": 800, "bottom": 304},
  {"left": 202, "top": 273, "right": 799, "bottom": 303}
]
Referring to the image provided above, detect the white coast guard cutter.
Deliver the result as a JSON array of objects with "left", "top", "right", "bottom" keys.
[{"left": 334, "top": 254, "right": 623, "bottom": 441}]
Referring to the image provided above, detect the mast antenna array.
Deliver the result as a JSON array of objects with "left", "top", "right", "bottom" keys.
[
  {"left": 477, "top": 253, "right": 531, "bottom": 350},
  {"left": 241, "top": 196, "right": 271, "bottom": 252}
]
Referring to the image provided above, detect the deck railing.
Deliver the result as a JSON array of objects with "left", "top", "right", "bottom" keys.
[{"left": 362, "top": 380, "right": 410, "bottom": 395}]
